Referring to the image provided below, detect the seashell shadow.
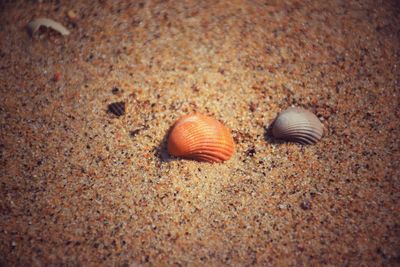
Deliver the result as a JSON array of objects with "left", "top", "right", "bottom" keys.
[
  {"left": 264, "top": 118, "right": 286, "bottom": 145},
  {"left": 155, "top": 130, "right": 176, "bottom": 163}
]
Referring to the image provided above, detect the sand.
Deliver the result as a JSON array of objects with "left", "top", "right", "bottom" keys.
[{"left": 0, "top": 0, "right": 399, "bottom": 266}]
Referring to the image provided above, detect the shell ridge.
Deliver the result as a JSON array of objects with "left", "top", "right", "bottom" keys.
[
  {"left": 187, "top": 145, "right": 234, "bottom": 157},
  {"left": 275, "top": 122, "right": 323, "bottom": 132},
  {"left": 187, "top": 151, "right": 230, "bottom": 161},
  {"left": 280, "top": 131, "right": 320, "bottom": 141},
  {"left": 177, "top": 125, "right": 222, "bottom": 143},
  {"left": 277, "top": 129, "right": 322, "bottom": 139},
  {"left": 189, "top": 147, "right": 234, "bottom": 157}
]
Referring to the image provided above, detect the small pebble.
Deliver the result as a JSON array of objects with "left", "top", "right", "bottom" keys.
[
  {"left": 53, "top": 72, "right": 61, "bottom": 82},
  {"left": 249, "top": 102, "right": 257, "bottom": 112},
  {"left": 111, "top": 87, "right": 120, "bottom": 95},
  {"left": 300, "top": 201, "right": 312, "bottom": 210},
  {"left": 246, "top": 147, "right": 256, "bottom": 157},
  {"left": 277, "top": 204, "right": 286, "bottom": 210},
  {"left": 67, "top": 10, "right": 78, "bottom": 20},
  {"left": 130, "top": 129, "right": 141, "bottom": 137}
]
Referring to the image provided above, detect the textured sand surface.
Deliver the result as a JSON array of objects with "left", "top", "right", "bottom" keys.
[{"left": 1, "top": 0, "right": 399, "bottom": 266}]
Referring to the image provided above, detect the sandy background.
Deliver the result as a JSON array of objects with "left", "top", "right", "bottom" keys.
[{"left": 0, "top": 0, "right": 399, "bottom": 266}]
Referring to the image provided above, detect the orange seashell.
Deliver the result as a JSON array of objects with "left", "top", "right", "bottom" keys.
[{"left": 167, "top": 114, "right": 235, "bottom": 163}]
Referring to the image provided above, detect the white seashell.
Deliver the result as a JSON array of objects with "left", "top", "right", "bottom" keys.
[
  {"left": 27, "top": 18, "right": 70, "bottom": 36},
  {"left": 271, "top": 107, "right": 324, "bottom": 144}
]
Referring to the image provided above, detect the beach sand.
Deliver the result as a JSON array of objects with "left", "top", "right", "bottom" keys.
[{"left": 0, "top": 0, "right": 399, "bottom": 266}]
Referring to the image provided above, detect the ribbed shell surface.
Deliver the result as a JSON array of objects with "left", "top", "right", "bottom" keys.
[
  {"left": 168, "top": 114, "right": 235, "bottom": 163},
  {"left": 272, "top": 107, "right": 324, "bottom": 144}
]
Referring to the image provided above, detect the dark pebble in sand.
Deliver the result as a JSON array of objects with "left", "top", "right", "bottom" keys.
[
  {"left": 112, "top": 87, "right": 121, "bottom": 95},
  {"left": 130, "top": 129, "right": 141, "bottom": 137},
  {"left": 300, "top": 201, "right": 312, "bottom": 210},
  {"left": 246, "top": 148, "right": 256, "bottom": 157}
]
